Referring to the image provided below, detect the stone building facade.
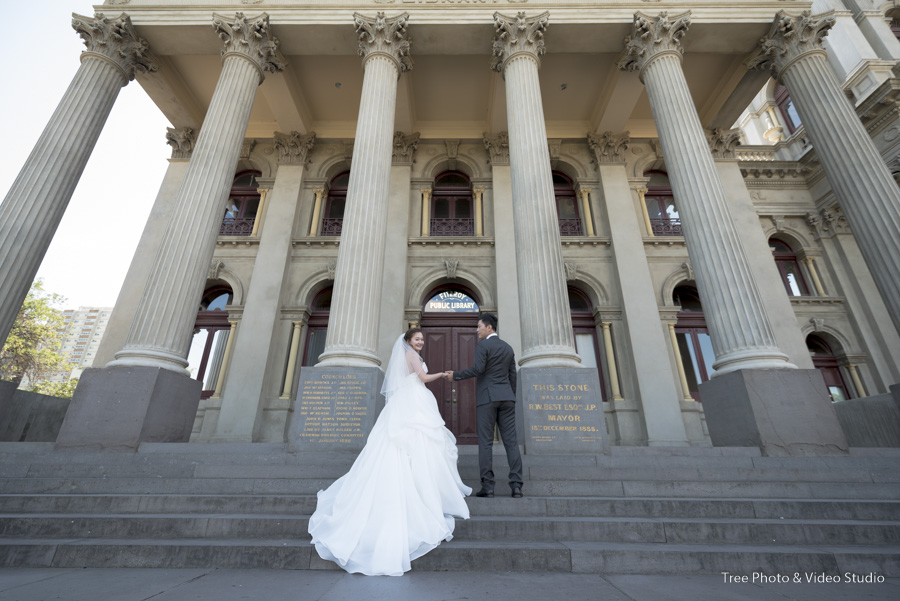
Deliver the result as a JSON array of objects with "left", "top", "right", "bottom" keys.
[{"left": 2, "top": 0, "right": 899, "bottom": 449}]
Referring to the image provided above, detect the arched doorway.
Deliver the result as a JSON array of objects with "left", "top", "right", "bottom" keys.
[
  {"left": 569, "top": 286, "right": 606, "bottom": 402},
  {"left": 419, "top": 286, "right": 481, "bottom": 444},
  {"left": 188, "top": 285, "right": 233, "bottom": 399},
  {"left": 673, "top": 285, "right": 716, "bottom": 402},
  {"left": 302, "top": 287, "right": 332, "bottom": 366},
  {"left": 807, "top": 335, "right": 850, "bottom": 402}
]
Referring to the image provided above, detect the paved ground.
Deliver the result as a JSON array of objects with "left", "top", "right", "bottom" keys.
[{"left": 0, "top": 568, "right": 898, "bottom": 601}]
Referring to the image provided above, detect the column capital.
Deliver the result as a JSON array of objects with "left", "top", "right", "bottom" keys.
[
  {"left": 706, "top": 128, "right": 742, "bottom": 159},
  {"left": 73, "top": 12, "right": 158, "bottom": 82},
  {"left": 212, "top": 12, "right": 285, "bottom": 81},
  {"left": 746, "top": 10, "right": 835, "bottom": 79},
  {"left": 483, "top": 131, "right": 510, "bottom": 165},
  {"left": 588, "top": 131, "right": 630, "bottom": 164},
  {"left": 617, "top": 11, "right": 691, "bottom": 80},
  {"left": 491, "top": 11, "right": 549, "bottom": 73},
  {"left": 392, "top": 131, "right": 420, "bottom": 165},
  {"left": 165, "top": 127, "right": 196, "bottom": 160},
  {"left": 274, "top": 131, "right": 316, "bottom": 165},
  {"left": 354, "top": 12, "right": 413, "bottom": 73}
]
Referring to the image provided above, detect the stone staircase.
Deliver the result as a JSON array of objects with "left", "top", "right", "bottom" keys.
[{"left": 1, "top": 442, "right": 898, "bottom": 575}]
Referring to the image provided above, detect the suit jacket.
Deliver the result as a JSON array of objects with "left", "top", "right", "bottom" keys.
[{"left": 453, "top": 335, "right": 517, "bottom": 406}]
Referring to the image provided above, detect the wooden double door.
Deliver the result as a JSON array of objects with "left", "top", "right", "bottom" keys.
[{"left": 421, "top": 316, "right": 479, "bottom": 445}]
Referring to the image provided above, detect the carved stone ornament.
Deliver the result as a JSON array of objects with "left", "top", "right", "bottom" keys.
[
  {"left": 209, "top": 259, "right": 225, "bottom": 281},
  {"left": 212, "top": 12, "right": 285, "bottom": 77},
  {"left": 491, "top": 11, "right": 549, "bottom": 73},
  {"left": 617, "top": 11, "right": 691, "bottom": 78},
  {"left": 342, "top": 140, "right": 355, "bottom": 160},
  {"left": 445, "top": 139, "right": 460, "bottom": 160},
  {"left": 274, "top": 131, "right": 316, "bottom": 165},
  {"left": 72, "top": 12, "right": 158, "bottom": 81},
  {"left": 240, "top": 139, "right": 256, "bottom": 160},
  {"left": 588, "top": 131, "right": 631, "bottom": 164},
  {"left": 682, "top": 261, "right": 694, "bottom": 282},
  {"left": 746, "top": 10, "right": 835, "bottom": 79},
  {"left": 547, "top": 139, "right": 562, "bottom": 161},
  {"left": 806, "top": 206, "right": 849, "bottom": 239},
  {"left": 772, "top": 215, "right": 785, "bottom": 232},
  {"left": 165, "top": 127, "right": 196, "bottom": 160},
  {"left": 483, "top": 132, "right": 510, "bottom": 166},
  {"left": 564, "top": 262, "right": 578, "bottom": 281},
  {"left": 444, "top": 259, "right": 459, "bottom": 279},
  {"left": 809, "top": 317, "right": 825, "bottom": 333},
  {"left": 706, "top": 128, "right": 742, "bottom": 159},
  {"left": 326, "top": 260, "right": 337, "bottom": 280},
  {"left": 392, "top": 131, "right": 420, "bottom": 164},
  {"left": 354, "top": 12, "right": 413, "bottom": 73}
]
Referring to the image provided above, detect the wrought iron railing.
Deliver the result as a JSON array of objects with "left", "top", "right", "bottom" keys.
[
  {"left": 219, "top": 218, "right": 255, "bottom": 236},
  {"left": 430, "top": 218, "right": 474, "bottom": 236},
  {"left": 321, "top": 218, "right": 343, "bottom": 236},
  {"left": 558, "top": 218, "right": 583, "bottom": 236},
  {"left": 650, "top": 218, "right": 683, "bottom": 236}
]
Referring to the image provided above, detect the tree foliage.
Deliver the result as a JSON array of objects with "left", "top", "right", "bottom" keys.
[
  {"left": 30, "top": 378, "right": 79, "bottom": 399},
  {"left": 0, "top": 280, "right": 67, "bottom": 386}
]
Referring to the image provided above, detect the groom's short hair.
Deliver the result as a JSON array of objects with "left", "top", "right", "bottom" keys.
[{"left": 479, "top": 313, "right": 498, "bottom": 332}]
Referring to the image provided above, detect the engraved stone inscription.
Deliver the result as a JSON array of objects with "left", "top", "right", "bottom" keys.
[{"left": 297, "top": 373, "right": 368, "bottom": 444}]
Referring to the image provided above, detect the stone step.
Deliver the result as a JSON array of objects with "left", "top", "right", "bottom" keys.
[
  {"left": 1, "top": 494, "right": 898, "bottom": 521},
  {"left": 1, "top": 537, "right": 897, "bottom": 575}
]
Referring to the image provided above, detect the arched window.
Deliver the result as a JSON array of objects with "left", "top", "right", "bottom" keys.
[
  {"left": 221, "top": 171, "right": 261, "bottom": 236},
  {"left": 770, "top": 237, "right": 810, "bottom": 296},
  {"left": 569, "top": 287, "right": 606, "bottom": 401},
  {"left": 321, "top": 172, "right": 349, "bottom": 237},
  {"left": 302, "top": 287, "right": 332, "bottom": 366},
  {"left": 775, "top": 84, "right": 802, "bottom": 134},
  {"left": 807, "top": 335, "right": 850, "bottom": 402},
  {"left": 431, "top": 171, "right": 474, "bottom": 236},
  {"left": 187, "top": 286, "right": 233, "bottom": 399},
  {"left": 554, "top": 172, "right": 582, "bottom": 236},
  {"left": 673, "top": 285, "right": 716, "bottom": 401},
  {"left": 644, "top": 171, "right": 682, "bottom": 236}
]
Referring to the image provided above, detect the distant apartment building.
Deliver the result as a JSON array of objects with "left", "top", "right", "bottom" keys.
[{"left": 54, "top": 307, "right": 113, "bottom": 381}]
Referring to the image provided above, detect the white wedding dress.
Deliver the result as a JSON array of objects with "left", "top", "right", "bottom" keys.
[{"left": 308, "top": 336, "right": 472, "bottom": 576}]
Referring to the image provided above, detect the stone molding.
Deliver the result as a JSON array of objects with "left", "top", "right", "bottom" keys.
[
  {"left": 706, "top": 128, "right": 742, "bottom": 159},
  {"left": 806, "top": 205, "right": 850, "bottom": 240},
  {"left": 274, "top": 131, "right": 316, "bottom": 165},
  {"left": 491, "top": 11, "right": 549, "bottom": 73},
  {"left": 165, "top": 127, "right": 196, "bottom": 160},
  {"left": 392, "top": 131, "right": 420, "bottom": 165},
  {"left": 746, "top": 10, "right": 836, "bottom": 80},
  {"left": 588, "top": 131, "right": 630, "bottom": 164},
  {"left": 73, "top": 12, "right": 158, "bottom": 82},
  {"left": 354, "top": 12, "right": 413, "bottom": 73},
  {"left": 483, "top": 131, "right": 510, "bottom": 165},
  {"left": 212, "top": 12, "right": 284, "bottom": 80},
  {"left": 617, "top": 11, "right": 691, "bottom": 81}
]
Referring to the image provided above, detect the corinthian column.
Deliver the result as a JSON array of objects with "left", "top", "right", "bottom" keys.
[
  {"left": 108, "top": 13, "right": 283, "bottom": 373},
  {"left": 317, "top": 12, "right": 412, "bottom": 367},
  {"left": 618, "top": 12, "right": 793, "bottom": 375},
  {"left": 0, "top": 13, "right": 156, "bottom": 347},
  {"left": 492, "top": 12, "right": 580, "bottom": 367},
  {"left": 748, "top": 10, "right": 900, "bottom": 336}
]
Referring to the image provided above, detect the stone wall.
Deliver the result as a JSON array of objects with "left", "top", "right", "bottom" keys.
[
  {"left": 0, "top": 386, "right": 71, "bottom": 442},
  {"left": 833, "top": 393, "right": 900, "bottom": 447}
]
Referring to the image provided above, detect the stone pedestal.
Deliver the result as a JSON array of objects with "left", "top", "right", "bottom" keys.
[
  {"left": 0, "top": 381, "right": 17, "bottom": 430},
  {"left": 519, "top": 367, "right": 609, "bottom": 455},
  {"left": 700, "top": 369, "right": 848, "bottom": 456},
  {"left": 56, "top": 366, "right": 201, "bottom": 450},
  {"left": 892, "top": 384, "right": 900, "bottom": 413},
  {"left": 287, "top": 367, "right": 384, "bottom": 452}
]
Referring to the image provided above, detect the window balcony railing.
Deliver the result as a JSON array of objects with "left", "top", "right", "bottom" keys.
[
  {"left": 650, "top": 218, "right": 683, "bottom": 236},
  {"left": 321, "top": 218, "right": 343, "bottom": 236},
  {"left": 558, "top": 218, "right": 584, "bottom": 237},
  {"left": 430, "top": 218, "right": 474, "bottom": 236},
  {"left": 219, "top": 217, "right": 255, "bottom": 236}
]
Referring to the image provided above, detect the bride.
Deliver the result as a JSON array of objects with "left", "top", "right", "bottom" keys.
[{"left": 308, "top": 328, "right": 472, "bottom": 576}]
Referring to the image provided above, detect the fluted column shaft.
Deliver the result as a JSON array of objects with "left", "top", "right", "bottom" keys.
[
  {"left": 620, "top": 12, "right": 792, "bottom": 375},
  {"left": 494, "top": 12, "right": 580, "bottom": 368}
]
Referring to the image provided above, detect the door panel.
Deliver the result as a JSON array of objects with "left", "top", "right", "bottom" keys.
[{"left": 421, "top": 318, "right": 480, "bottom": 444}]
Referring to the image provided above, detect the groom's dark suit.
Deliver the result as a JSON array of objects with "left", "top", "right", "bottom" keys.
[{"left": 453, "top": 334, "right": 523, "bottom": 491}]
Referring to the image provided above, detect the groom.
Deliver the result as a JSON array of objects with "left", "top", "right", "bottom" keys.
[{"left": 445, "top": 313, "right": 523, "bottom": 498}]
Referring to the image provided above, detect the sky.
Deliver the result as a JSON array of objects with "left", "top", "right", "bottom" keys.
[{"left": 0, "top": 1, "right": 172, "bottom": 310}]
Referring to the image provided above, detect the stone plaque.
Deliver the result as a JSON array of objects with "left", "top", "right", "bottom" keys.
[
  {"left": 288, "top": 366, "right": 384, "bottom": 452},
  {"left": 519, "top": 367, "right": 609, "bottom": 454}
]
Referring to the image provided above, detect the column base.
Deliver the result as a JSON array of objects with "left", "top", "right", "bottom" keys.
[
  {"left": 55, "top": 366, "right": 201, "bottom": 450},
  {"left": 711, "top": 348, "right": 796, "bottom": 376},
  {"left": 107, "top": 347, "right": 190, "bottom": 376},
  {"left": 519, "top": 367, "right": 610, "bottom": 455},
  {"left": 315, "top": 348, "right": 382, "bottom": 368},
  {"left": 518, "top": 348, "right": 583, "bottom": 369},
  {"left": 700, "top": 369, "right": 848, "bottom": 457}
]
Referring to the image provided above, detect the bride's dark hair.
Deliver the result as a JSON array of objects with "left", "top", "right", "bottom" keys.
[{"left": 403, "top": 327, "right": 423, "bottom": 343}]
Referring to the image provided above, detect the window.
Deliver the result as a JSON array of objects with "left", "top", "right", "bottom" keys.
[
  {"left": 673, "top": 286, "right": 716, "bottom": 401},
  {"left": 321, "top": 172, "right": 349, "bottom": 236},
  {"left": 775, "top": 84, "right": 802, "bottom": 134},
  {"left": 770, "top": 238, "right": 810, "bottom": 296},
  {"left": 303, "top": 288, "right": 332, "bottom": 366},
  {"left": 220, "top": 171, "right": 261, "bottom": 236},
  {"left": 431, "top": 171, "right": 474, "bottom": 236},
  {"left": 569, "top": 287, "right": 606, "bottom": 401},
  {"left": 644, "top": 171, "right": 682, "bottom": 236},
  {"left": 554, "top": 172, "right": 583, "bottom": 236},
  {"left": 807, "top": 336, "right": 850, "bottom": 402},
  {"left": 186, "top": 286, "right": 233, "bottom": 399}
]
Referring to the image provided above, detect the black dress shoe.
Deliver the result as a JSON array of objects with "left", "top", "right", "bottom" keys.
[
  {"left": 475, "top": 487, "right": 494, "bottom": 498},
  {"left": 511, "top": 485, "right": 523, "bottom": 498}
]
